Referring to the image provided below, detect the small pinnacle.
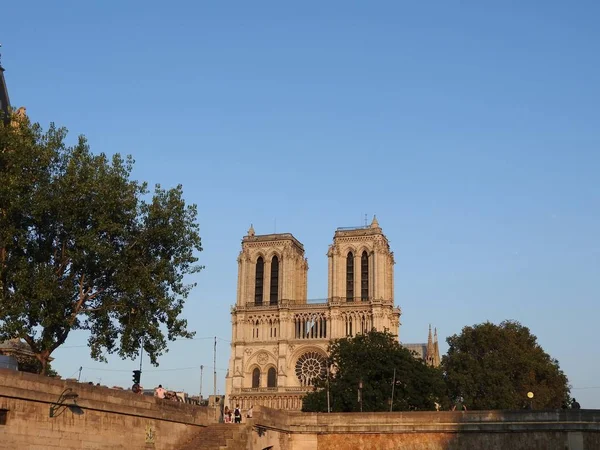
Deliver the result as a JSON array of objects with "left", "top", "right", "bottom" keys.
[{"left": 370, "top": 215, "right": 379, "bottom": 228}]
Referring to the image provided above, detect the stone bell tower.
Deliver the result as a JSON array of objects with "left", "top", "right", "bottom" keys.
[
  {"left": 226, "top": 219, "right": 401, "bottom": 411},
  {"left": 328, "top": 216, "right": 394, "bottom": 303},
  {"left": 235, "top": 225, "right": 308, "bottom": 307}
]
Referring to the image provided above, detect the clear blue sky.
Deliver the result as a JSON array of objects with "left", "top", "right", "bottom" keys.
[{"left": 3, "top": 1, "right": 599, "bottom": 407}]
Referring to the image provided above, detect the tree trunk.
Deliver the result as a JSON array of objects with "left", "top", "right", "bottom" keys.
[{"left": 36, "top": 350, "right": 51, "bottom": 375}]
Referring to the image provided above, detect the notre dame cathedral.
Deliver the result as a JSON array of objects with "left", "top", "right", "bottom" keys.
[{"left": 225, "top": 217, "right": 440, "bottom": 410}]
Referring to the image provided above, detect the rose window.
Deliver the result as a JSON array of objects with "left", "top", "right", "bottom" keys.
[{"left": 295, "top": 351, "right": 327, "bottom": 386}]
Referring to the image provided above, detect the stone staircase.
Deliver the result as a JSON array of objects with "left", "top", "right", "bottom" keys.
[{"left": 180, "top": 423, "right": 251, "bottom": 450}]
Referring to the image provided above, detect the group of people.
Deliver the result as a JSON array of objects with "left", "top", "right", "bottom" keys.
[
  {"left": 154, "top": 384, "right": 179, "bottom": 401},
  {"left": 223, "top": 404, "right": 253, "bottom": 423}
]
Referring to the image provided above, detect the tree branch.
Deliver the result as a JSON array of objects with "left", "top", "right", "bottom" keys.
[
  {"left": 23, "top": 335, "right": 40, "bottom": 354},
  {"left": 87, "top": 288, "right": 104, "bottom": 302},
  {"left": 55, "top": 240, "right": 70, "bottom": 276},
  {"left": 68, "top": 274, "right": 88, "bottom": 327}
]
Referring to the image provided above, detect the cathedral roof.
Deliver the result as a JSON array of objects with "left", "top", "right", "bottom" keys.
[
  {"left": 243, "top": 231, "right": 304, "bottom": 250},
  {"left": 403, "top": 343, "right": 427, "bottom": 359},
  {"left": 335, "top": 216, "right": 384, "bottom": 238}
]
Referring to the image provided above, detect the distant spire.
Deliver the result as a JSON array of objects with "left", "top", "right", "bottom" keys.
[
  {"left": 426, "top": 324, "right": 435, "bottom": 366},
  {"left": 370, "top": 215, "right": 379, "bottom": 228},
  {"left": 0, "top": 44, "right": 11, "bottom": 124},
  {"left": 248, "top": 224, "right": 255, "bottom": 237},
  {"left": 433, "top": 327, "right": 441, "bottom": 367}
]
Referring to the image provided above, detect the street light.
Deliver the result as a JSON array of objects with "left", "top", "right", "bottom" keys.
[
  {"left": 358, "top": 380, "right": 363, "bottom": 412},
  {"left": 527, "top": 391, "right": 534, "bottom": 410},
  {"left": 49, "top": 388, "right": 84, "bottom": 418},
  {"left": 326, "top": 366, "right": 331, "bottom": 413}
]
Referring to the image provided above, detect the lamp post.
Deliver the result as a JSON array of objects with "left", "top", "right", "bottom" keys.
[
  {"left": 390, "top": 368, "right": 396, "bottom": 412},
  {"left": 358, "top": 380, "right": 363, "bottom": 412},
  {"left": 200, "top": 365, "right": 204, "bottom": 403},
  {"left": 326, "top": 366, "right": 331, "bottom": 413},
  {"left": 527, "top": 391, "right": 534, "bottom": 410},
  {"left": 49, "top": 388, "right": 84, "bottom": 418}
]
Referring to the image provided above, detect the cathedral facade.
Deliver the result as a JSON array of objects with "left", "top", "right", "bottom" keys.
[{"left": 225, "top": 217, "right": 438, "bottom": 411}]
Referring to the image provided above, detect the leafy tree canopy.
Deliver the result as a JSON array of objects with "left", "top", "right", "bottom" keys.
[
  {"left": 302, "top": 330, "right": 447, "bottom": 412},
  {"left": 0, "top": 114, "right": 203, "bottom": 373},
  {"left": 442, "top": 320, "right": 570, "bottom": 410},
  {"left": 16, "top": 355, "right": 59, "bottom": 377}
]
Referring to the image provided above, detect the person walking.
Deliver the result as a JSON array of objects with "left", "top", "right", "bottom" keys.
[
  {"left": 234, "top": 404, "right": 242, "bottom": 423},
  {"left": 571, "top": 398, "right": 581, "bottom": 409},
  {"left": 246, "top": 405, "right": 254, "bottom": 419}
]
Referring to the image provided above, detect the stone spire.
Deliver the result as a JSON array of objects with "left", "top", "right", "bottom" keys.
[
  {"left": 247, "top": 224, "right": 255, "bottom": 237},
  {"left": 427, "top": 324, "right": 433, "bottom": 349},
  {"left": 426, "top": 324, "right": 435, "bottom": 367},
  {"left": 0, "top": 45, "right": 11, "bottom": 124},
  {"left": 370, "top": 215, "right": 380, "bottom": 229},
  {"left": 433, "top": 328, "right": 440, "bottom": 367}
]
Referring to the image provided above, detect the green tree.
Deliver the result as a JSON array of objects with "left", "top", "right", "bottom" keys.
[
  {"left": 442, "top": 320, "right": 570, "bottom": 410},
  {"left": 16, "top": 356, "right": 59, "bottom": 377},
  {"left": 302, "top": 330, "right": 447, "bottom": 412},
  {"left": 0, "top": 114, "right": 202, "bottom": 374}
]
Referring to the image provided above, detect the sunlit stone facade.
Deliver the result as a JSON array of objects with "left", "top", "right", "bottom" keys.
[{"left": 225, "top": 217, "right": 435, "bottom": 411}]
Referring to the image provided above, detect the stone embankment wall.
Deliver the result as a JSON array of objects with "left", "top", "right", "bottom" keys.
[
  {"left": 1, "top": 369, "right": 599, "bottom": 450},
  {"left": 248, "top": 406, "right": 600, "bottom": 450},
  {"left": 0, "top": 369, "right": 217, "bottom": 449}
]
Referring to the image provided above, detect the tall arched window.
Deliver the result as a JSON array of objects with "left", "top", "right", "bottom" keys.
[
  {"left": 267, "top": 367, "right": 277, "bottom": 387},
  {"left": 270, "top": 255, "right": 279, "bottom": 305},
  {"left": 252, "top": 368, "right": 261, "bottom": 388},
  {"left": 361, "top": 251, "right": 369, "bottom": 301},
  {"left": 255, "top": 257, "right": 264, "bottom": 306},
  {"left": 346, "top": 252, "right": 354, "bottom": 302}
]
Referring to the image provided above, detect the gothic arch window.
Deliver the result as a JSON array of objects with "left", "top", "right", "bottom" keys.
[
  {"left": 267, "top": 367, "right": 277, "bottom": 387},
  {"left": 345, "top": 315, "right": 353, "bottom": 337},
  {"left": 255, "top": 257, "right": 264, "bottom": 306},
  {"left": 270, "top": 255, "right": 279, "bottom": 305},
  {"left": 346, "top": 252, "right": 354, "bottom": 302},
  {"left": 361, "top": 251, "right": 369, "bottom": 301},
  {"left": 252, "top": 367, "right": 261, "bottom": 388}
]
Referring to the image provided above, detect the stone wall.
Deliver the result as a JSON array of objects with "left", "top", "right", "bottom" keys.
[
  {"left": 1, "top": 369, "right": 599, "bottom": 450},
  {"left": 0, "top": 369, "right": 217, "bottom": 449},
  {"left": 248, "top": 407, "right": 600, "bottom": 450}
]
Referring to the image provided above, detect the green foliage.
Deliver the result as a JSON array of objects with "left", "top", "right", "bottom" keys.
[
  {"left": 0, "top": 115, "right": 203, "bottom": 373},
  {"left": 15, "top": 356, "right": 59, "bottom": 377},
  {"left": 442, "top": 320, "right": 570, "bottom": 410},
  {"left": 302, "top": 330, "right": 447, "bottom": 412}
]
